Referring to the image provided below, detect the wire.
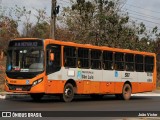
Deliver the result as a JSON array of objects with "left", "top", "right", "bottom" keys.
[
  {"left": 130, "top": 16, "right": 160, "bottom": 26},
  {"left": 122, "top": 9, "right": 160, "bottom": 21},
  {"left": 125, "top": 4, "right": 160, "bottom": 14},
  {"left": 128, "top": 20, "right": 160, "bottom": 31},
  {"left": 119, "top": 0, "right": 128, "bottom": 10},
  {"left": 58, "top": 0, "right": 71, "bottom": 5}
]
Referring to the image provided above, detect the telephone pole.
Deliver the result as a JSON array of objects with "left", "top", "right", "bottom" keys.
[{"left": 50, "top": 0, "right": 57, "bottom": 39}]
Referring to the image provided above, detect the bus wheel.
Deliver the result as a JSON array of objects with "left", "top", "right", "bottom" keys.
[
  {"left": 30, "top": 93, "right": 44, "bottom": 101},
  {"left": 61, "top": 83, "right": 74, "bottom": 102},
  {"left": 122, "top": 83, "right": 132, "bottom": 100}
]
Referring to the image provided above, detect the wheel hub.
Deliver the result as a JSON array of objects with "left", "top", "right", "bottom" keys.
[{"left": 65, "top": 88, "right": 72, "bottom": 97}]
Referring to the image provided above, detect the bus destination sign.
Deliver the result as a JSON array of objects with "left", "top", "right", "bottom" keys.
[
  {"left": 9, "top": 40, "right": 43, "bottom": 47},
  {"left": 14, "top": 42, "right": 38, "bottom": 47}
]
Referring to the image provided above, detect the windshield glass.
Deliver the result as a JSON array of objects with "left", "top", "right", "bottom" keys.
[{"left": 7, "top": 48, "right": 44, "bottom": 72}]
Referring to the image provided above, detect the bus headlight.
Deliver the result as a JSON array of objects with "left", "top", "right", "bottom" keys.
[{"left": 32, "top": 78, "right": 43, "bottom": 87}]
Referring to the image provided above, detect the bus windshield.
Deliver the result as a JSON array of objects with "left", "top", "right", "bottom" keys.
[{"left": 6, "top": 48, "right": 44, "bottom": 73}]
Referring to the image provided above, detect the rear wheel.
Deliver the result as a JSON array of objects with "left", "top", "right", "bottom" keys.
[
  {"left": 30, "top": 93, "right": 44, "bottom": 101},
  {"left": 115, "top": 84, "right": 132, "bottom": 100},
  {"left": 122, "top": 83, "right": 132, "bottom": 100},
  {"left": 60, "top": 83, "right": 74, "bottom": 102}
]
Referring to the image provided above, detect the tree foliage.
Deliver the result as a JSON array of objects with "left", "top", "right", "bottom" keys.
[
  {"left": 0, "top": 0, "right": 160, "bottom": 54},
  {"left": 60, "top": 0, "right": 158, "bottom": 53},
  {"left": 0, "top": 15, "right": 19, "bottom": 52}
]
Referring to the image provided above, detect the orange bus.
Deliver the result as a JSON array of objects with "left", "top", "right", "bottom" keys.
[{"left": 5, "top": 38, "right": 157, "bottom": 102}]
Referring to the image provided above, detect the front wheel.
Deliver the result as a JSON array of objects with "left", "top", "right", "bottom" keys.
[{"left": 60, "top": 83, "right": 74, "bottom": 102}]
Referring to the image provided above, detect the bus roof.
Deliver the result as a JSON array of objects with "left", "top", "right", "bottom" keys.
[
  {"left": 12, "top": 38, "right": 156, "bottom": 56},
  {"left": 46, "top": 39, "right": 155, "bottom": 56}
]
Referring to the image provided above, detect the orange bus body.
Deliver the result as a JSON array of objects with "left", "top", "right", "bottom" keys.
[{"left": 5, "top": 38, "right": 157, "bottom": 101}]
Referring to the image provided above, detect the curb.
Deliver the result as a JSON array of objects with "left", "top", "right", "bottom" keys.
[
  {"left": 0, "top": 92, "right": 29, "bottom": 99},
  {"left": 132, "top": 93, "right": 160, "bottom": 96}
]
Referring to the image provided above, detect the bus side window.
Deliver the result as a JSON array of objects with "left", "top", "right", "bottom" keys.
[
  {"left": 64, "top": 46, "right": 76, "bottom": 68},
  {"left": 77, "top": 48, "right": 89, "bottom": 68},
  {"left": 103, "top": 51, "right": 113, "bottom": 70},
  {"left": 91, "top": 50, "right": 102, "bottom": 69},
  {"left": 135, "top": 55, "right": 144, "bottom": 72},
  {"left": 125, "top": 54, "right": 134, "bottom": 71},
  {"left": 115, "top": 52, "right": 124, "bottom": 71}
]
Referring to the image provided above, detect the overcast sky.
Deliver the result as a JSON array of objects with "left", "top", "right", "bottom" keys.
[
  {"left": 125, "top": 0, "right": 160, "bottom": 32},
  {"left": 1, "top": 0, "right": 160, "bottom": 33}
]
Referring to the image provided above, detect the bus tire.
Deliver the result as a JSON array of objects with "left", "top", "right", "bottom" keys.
[
  {"left": 61, "top": 83, "right": 74, "bottom": 102},
  {"left": 121, "top": 83, "right": 132, "bottom": 100},
  {"left": 30, "top": 93, "right": 44, "bottom": 101}
]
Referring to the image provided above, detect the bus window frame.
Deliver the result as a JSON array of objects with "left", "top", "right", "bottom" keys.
[
  {"left": 115, "top": 52, "right": 125, "bottom": 71},
  {"left": 91, "top": 50, "right": 102, "bottom": 70},
  {"left": 103, "top": 51, "right": 114, "bottom": 70},
  {"left": 77, "top": 48, "right": 90, "bottom": 69},
  {"left": 125, "top": 53, "right": 135, "bottom": 72},
  {"left": 64, "top": 46, "right": 77, "bottom": 68},
  {"left": 135, "top": 54, "right": 144, "bottom": 72}
]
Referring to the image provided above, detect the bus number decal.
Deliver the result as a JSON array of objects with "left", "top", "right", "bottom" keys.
[{"left": 125, "top": 73, "right": 130, "bottom": 77}]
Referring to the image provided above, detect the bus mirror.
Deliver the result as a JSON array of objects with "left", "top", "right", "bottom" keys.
[{"left": 50, "top": 53, "right": 54, "bottom": 61}]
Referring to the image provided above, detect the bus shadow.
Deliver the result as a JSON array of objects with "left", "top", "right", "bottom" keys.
[
  {"left": 5, "top": 94, "right": 154, "bottom": 103},
  {"left": 73, "top": 95, "right": 152, "bottom": 102}
]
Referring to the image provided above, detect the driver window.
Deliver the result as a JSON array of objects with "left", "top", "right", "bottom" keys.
[{"left": 46, "top": 45, "right": 61, "bottom": 75}]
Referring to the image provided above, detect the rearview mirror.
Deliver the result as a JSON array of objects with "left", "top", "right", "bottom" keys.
[{"left": 50, "top": 53, "right": 54, "bottom": 61}]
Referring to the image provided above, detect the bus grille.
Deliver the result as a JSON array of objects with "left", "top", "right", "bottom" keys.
[{"left": 8, "top": 84, "right": 32, "bottom": 91}]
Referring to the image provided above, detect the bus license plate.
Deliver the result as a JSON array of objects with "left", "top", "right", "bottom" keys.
[{"left": 16, "top": 88, "right": 22, "bottom": 91}]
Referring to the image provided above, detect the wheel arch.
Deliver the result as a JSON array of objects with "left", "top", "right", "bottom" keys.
[
  {"left": 123, "top": 81, "right": 132, "bottom": 89},
  {"left": 65, "top": 79, "right": 77, "bottom": 93},
  {"left": 122, "top": 80, "right": 132, "bottom": 94}
]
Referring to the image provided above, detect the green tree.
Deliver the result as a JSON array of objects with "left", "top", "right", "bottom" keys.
[
  {"left": 60, "top": 0, "right": 159, "bottom": 53},
  {"left": 61, "top": 0, "right": 133, "bottom": 47},
  {"left": 31, "top": 22, "right": 50, "bottom": 38}
]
